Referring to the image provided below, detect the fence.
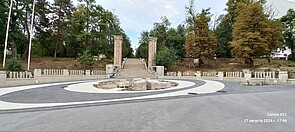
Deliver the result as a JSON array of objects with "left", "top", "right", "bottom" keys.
[
  {"left": 163, "top": 71, "right": 289, "bottom": 83},
  {"left": 43, "top": 69, "right": 63, "bottom": 76},
  {"left": 0, "top": 69, "right": 107, "bottom": 87},
  {"left": 225, "top": 72, "right": 243, "bottom": 78},
  {"left": 6, "top": 71, "right": 33, "bottom": 79},
  {"left": 253, "top": 72, "right": 276, "bottom": 79}
]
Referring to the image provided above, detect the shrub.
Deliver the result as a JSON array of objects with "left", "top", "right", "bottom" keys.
[
  {"left": 77, "top": 50, "right": 94, "bottom": 67},
  {"left": 5, "top": 59, "right": 23, "bottom": 71},
  {"left": 156, "top": 46, "right": 177, "bottom": 68}
]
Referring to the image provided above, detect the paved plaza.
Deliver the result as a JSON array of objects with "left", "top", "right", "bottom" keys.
[
  {"left": 0, "top": 78, "right": 294, "bottom": 131},
  {"left": 0, "top": 58, "right": 294, "bottom": 131}
]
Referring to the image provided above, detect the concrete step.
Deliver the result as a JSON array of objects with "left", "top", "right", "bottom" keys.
[{"left": 118, "top": 58, "right": 154, "bottom": 78}]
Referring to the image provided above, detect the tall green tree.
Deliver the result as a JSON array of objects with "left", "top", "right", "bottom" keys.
[
  {"left": 185, "top": 0, "right": 217, "bottom": 67},
  {"left": 150, "top": 16, "right": 171, "bottom": 47},
  {"left": 34, "top": 0, "right": 53, "bottom": 56},
  {"left": 215, "top": 0, "right": 266, "bottom": 58},
  {"left": 136, "top": 31, "right": 149, "bottom": 59},
  {"left": 230, "top": 2, "right": 282, "bottom": 68},
  {"left": 0, "top": 0, "right": 7, "bottom": 57},
  {"left": 281, "top": 9, "right": 295, "bottom": 60},
  {"left": 156, "top": 46, "right": 176, "bottom": 68},
  {"left": 51, "top": 0, "right": 74, "bottom": 58},
  {"left": 137, "top": 18, "right": 186, "bottom": 59}
]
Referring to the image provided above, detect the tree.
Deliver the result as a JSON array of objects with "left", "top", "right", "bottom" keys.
[
  {"left": 166, "top": 24, "right": 186, "bottom": 58},
  {"left": 263, "top": 19, "right": 283, "bottom": 63},
  {"left": 214, "top": 15, "right": 233, "bottom": 58},
  {"left": 281, "top": 9, "right": 295, "bottom": 60},
  {"left": 185, "top": 1, "right": 217, "bottom": 67},
  {"left": 77, "top": 50, "right": 94, "bottom": 68},
  {"left": 136, "top": 31, "right": 149, "bottom": 59},
  {"left": 51, "top": 0, "right": 74, "bottom": 58},
  {"left": 34, "top": 0, "right": 53, "bottom": 56},
  {"left": 0, "top": 0, "right": 7, "bottom": 56},
  {"left": 230, "top": 2, "right": 282, "bottom": 68},
  {"left": 150, "top": 16, "right": 171, "bottom": 47},
  {"left": 214, "top": 0, "right": 266, "bottom": 58},
  {"left": 156, "top": 46, "right": 176, "bottom": 68}
]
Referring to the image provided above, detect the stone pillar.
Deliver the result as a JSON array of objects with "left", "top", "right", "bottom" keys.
[
  {"left": 106, "top": 64, "right": 115, "bottom": 78},
  {"left": 0, "top": 71, "right": 6, "bottom": 84},
  {"left": 63, "top": 69, "right": 69, "bottom": 76},
  {"left": 195, "top": 71, "right": 201, "bottom": 80},
  {"left": 34, "top": 69, "right": 42, "bottom": 79},
  {"left": 114, "top": 35, "right": 123, "bottom": 69},
  {"left": 148, "top": 37, "right": 157, "bottom": 69},
  {"left": 218, "top": 71, "right": 224, "bottom": 80},
  {"left": 85, "top": 70, "right": 91, "bottom": 76},
  {"left": 154, "top": 66, "right": 164, "bottom": 78},
  {"left": 279, "top": 71, "right": 288, "bottom": 83},
  {"left": 244, "top": 71, "right": 252, "bottom": 82},
  {"left": 177, "top": 71, "right": 182, "bottom": 79}
]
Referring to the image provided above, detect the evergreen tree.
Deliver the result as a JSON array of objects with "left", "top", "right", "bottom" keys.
[
  {"left": 230, "top": 2, "right": 282, "bottom": 67},
  {"left": 281, "top": 9, "right": 295, "bottom": 60},
  {"left": 185, "top": 1, "right": 217, "bottom": 67}
]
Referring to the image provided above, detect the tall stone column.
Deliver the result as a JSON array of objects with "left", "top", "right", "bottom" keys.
[
  {"left": 114, "top": 35, "right": 123, "bottom": 69},
  {"left": 148, "top": 37, "right": 157, "bottom": 69}
]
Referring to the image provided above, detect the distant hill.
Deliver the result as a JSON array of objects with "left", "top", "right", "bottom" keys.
[{"left": 266, "top": 0, "right": 295, "bottom": 18}]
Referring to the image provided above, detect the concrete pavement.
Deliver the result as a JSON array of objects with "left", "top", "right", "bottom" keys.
[
  {"left": 0, "top": 80, "right": 294, "bottom": 131},
  {"left": 0, "top": 88, "right": 294, "bottom": 131}
]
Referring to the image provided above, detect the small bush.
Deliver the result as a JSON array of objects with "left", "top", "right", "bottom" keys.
[
  {"left": 77, "top": 50, "right": 94, "bottom": 67},
  {"left": 288, "top": 63, "right": 295, "bottom": 67},
  {"left": 5, "top": 59, "right": 23, "bottom": 71}
]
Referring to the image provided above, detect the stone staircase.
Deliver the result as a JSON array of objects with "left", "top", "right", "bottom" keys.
[{"left": 118, "top": 58, "right": 154, "bottom": 78}]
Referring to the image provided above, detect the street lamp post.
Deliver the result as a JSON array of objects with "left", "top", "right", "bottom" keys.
[
  {"left": 2, "top": 0, "right": 13, "bottom": 69},
  {"left": 27, "top": 0, "right": 36, "bottom": 71}
]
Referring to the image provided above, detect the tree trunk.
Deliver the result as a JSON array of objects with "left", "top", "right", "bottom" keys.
[
  {"left": 12, "top": 39, "right": 17, "bottom": 58},
  {"left": 54, "top": 42, "right": 57, "bottom": 58},
  {"left": 291, "top": 44, "right": 295, "bottom": 61},
  {"left": 249, "top": 58, "right": 254, "bottom": 69},
  {"left": 22, "top": 7, "right": 31, "bottom": 59},
  {"left": 267, "top": 56, "right": 271, "bottom": 64}
]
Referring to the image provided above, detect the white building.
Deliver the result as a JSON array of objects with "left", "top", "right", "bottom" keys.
[{"left": 271, "top": 47, "right": 292, "bottom": 59}]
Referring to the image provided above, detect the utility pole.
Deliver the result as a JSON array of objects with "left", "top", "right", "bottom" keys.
[
  {"left": 2, "top": 0, "right": 13, "bottom": 69},
  {"left": 27, "top": 0, "right": 36, "bottom": 71}
]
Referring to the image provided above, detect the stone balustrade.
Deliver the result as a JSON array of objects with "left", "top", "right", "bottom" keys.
[
  {"left": 166, "top": 72, "right": 177, "bottom": 76},
  {"left": 163, "top": 71, "right": 291, "bottom": 83},
  {"left": 254, "top": 72, "right": 276, "bottom": 79},
  {"left": 225, "top": 72, "right": 243, "bottom": 78},
  {"left": 6, "top": 71, "right": 33, "bottom": 78},
  {"left": 202, "top": 72, "right": 218, "bottom": 77},
  {"left": 91, "top": 70, "right": 106, "bottom": 75},
  {"left": 69, "top": 70, "right": 85, "bottom": 75},
  {"left": 43, "top": 69, "right": 63, "bottom": 76}
]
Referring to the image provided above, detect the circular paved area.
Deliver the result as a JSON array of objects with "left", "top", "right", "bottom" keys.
[{"left": 0, "top": 79, "right": 294, "bottom": 131}]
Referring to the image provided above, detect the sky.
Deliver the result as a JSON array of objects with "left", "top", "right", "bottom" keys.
[
  {"left": 96, "top": 0, "right": 227, "bottom": 50},
  {"left": 95, "top": 0, "right": 295, "bottom": 50},
  {"left": 49, "top": 0, "right": 295, "bottom": 50}
]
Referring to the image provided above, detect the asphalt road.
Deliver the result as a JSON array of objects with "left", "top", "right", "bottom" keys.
[{"left": 0, "top": 81, "right": 294, "bottom": 131}]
